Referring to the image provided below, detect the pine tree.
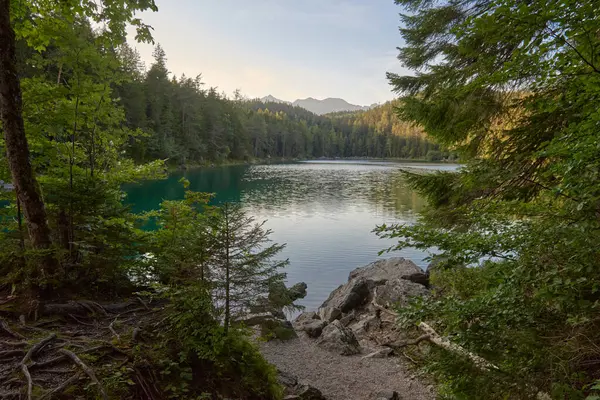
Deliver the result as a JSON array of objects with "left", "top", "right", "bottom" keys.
[{"left": 210, "top": 203, "right": 288, "bottom": 334}]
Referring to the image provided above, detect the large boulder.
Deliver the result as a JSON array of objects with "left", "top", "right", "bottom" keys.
[
  {"left": 318, "top": 306, "right": 341, "bottom": 322},
  {"left": 299, "top": 320, "right": 327, "bottom": 338},
  {"left": 295, "top": 311, "right": 319, "bottom": 324},
  {"left": 349, "top": 258, "right": 424, "bottom": 282},
  {"left": 372, "top": 279, "right": 429, "bottom": 308},
  {"left": 320, "top": 278, "right": 370, "bottom": 313},
  {"left": 316, "top": 320, "right": 361, "bottom": 355}
]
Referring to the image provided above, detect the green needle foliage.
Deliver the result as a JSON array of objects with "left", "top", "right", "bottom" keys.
[
  {"left": 379, "top": 0, "right": 600, "bottom": 398},
  {"left": 0, "top": 2, "right": 291, "bottom": 397}
]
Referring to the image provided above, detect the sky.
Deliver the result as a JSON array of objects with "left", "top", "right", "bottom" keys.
[{"left": 128, "top": 0, "right": 411, "bottom": 106}]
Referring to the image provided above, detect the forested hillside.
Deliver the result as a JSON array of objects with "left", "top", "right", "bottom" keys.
[{"left": 113, "top": 44, "right": 441, "bottom": 164}]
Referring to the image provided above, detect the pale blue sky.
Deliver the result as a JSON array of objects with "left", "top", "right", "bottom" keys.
[{"left": 129, "top": 0, "right": 410, "bottom": 105}]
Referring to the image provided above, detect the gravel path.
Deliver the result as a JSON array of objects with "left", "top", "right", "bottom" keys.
[{"left": 259, "top": 334, "right": 435, "bottom": 400}]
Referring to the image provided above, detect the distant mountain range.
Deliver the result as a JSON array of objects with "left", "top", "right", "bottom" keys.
[{"left": 259, "top": 95, "right": 377, "bottom": 115}]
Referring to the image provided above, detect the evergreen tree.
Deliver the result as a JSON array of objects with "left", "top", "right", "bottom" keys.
[
  {"left": 210, "top": 203, "right": 288, "bottom": 334},
  {"left": 378, "top": 0, "right": 600, "bottom": 398}
]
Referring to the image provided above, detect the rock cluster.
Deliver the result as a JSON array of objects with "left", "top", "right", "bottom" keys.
[{"left": 294, "top": 258, "right": 429, "bottom": 356}]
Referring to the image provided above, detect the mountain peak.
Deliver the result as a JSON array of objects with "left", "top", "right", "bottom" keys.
[
  {"left": 292, "top": 97, "right": 371, "bottom": 115},
  {"left": 260, "top": 95, "right": 289, "bottom": 104},
  {"left": 259, "top": 95, "right": 373, "bottom": 115}
]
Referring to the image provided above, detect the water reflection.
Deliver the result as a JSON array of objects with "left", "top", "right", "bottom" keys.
[{"left": 124, "top": 161, "right": 451, "bottom": 310}]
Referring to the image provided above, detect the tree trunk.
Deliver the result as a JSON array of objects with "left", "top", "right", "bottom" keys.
[
  {"left": 0, "top": 0, "right": 57, "bottom": 279},
  {"left": 224, "top": 204, "right": 231, "bottom": 335}
]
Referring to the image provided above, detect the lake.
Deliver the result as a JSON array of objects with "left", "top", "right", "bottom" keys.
[{"left": 124, "top": 160, "right": 458, "bottom": 311}]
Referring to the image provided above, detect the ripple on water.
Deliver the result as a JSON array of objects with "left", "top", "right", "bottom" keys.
[{"left": 124, "top": 160, "right": 453, "bottom": 311}]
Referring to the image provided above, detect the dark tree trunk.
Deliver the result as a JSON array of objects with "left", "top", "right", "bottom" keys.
[{"left": 0, "top": 0, "right": 57, "bottom": 279}]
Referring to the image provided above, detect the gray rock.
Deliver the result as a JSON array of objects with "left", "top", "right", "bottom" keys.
[
  {"left": 361, "top": 347, "right": 393, "bottom": 359},
  {"left": 295, "top": 311, "right": 319, "bottom": 324},
  {"left": 296, "top": 384, "right": 327, "bottom": 400},
  {"left": 278, "top": 370, "right": 327, "bottom": 400},
  {"left": 373, "top": 279, "right": 428, "bottom": 308},
  {"left": 318, "top": 306, "right": 342, "bottom": 322},
  {"left": 349, "top": 257, "right": 424, "bottom": 282},
  {"left": 375, "top": 390, "right": 399, "bottom": 400},
  {"left": 299, "top": 320, "right": 327, "bottom": 338},
  {"left": 351, "top": 315, "right": 380, "bottom": 337},
  {"left": 338, "top": 311, "right": 356, "bottom": 327},
  {"left": 317, "top": 320, "right": 361, "bottom": 355},
  {"left": 400, "top": 272, "right": 430, "bottom": 288},
  {"left": 288, "top": 282, "right": 308, "bottom": 300},
  {"left": 320, "top": 278, "right": 370, "bottom": 313},
  {"left": 278, "top": 370, "right": 298, "bottom": 388}
]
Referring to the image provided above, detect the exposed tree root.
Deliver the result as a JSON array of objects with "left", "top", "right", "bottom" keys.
[
  {"left": 21, "top": 363, "right": 33, "bottom": 400},
  {"left": 0, "top": 318, "right": 26, "bottom": 339},
  {"left": 22, "top": 334, "right": 57, "bottom": 365},
  {"left": 0, "top": 297, "right": 162, "bottom": 399},
  {"left": 108, "top": 318, "right": 120, "bottom": 341},
  {"left": 0, "top": 340, "right": 28, "bottom": 346},
  {"left": 59, "top": 348, "right": 109, "bottom": 400},
  {"left": 67, "top": 313, "right": 95, "bottom": 326},
  {"left": 0, "top": 349, "right": 25, "bottom": 358},
  {"left": 39, "top": 373, "right": 80, "bottom": 400}
]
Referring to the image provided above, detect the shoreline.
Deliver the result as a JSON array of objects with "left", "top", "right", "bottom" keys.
[{"left": 256, "top": 257, "right": 436, "bottom": 400}]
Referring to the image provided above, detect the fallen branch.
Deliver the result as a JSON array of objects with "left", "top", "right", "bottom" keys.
[
  {"left": 59, "top": 349, "right": 108, "bottom": 400},
  {"left": 383, "top": 334, "right": 432, "bottom": 350},
  {"left": 136, "top": 296, "right": 150, "bottom": 310},
  {"left": 418, "top": 323, "right": 498, "bottom": 371}
]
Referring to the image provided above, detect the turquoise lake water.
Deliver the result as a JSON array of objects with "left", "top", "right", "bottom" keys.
[{"left": 124, "top": 160, "right": 458, "bottom": 310}]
